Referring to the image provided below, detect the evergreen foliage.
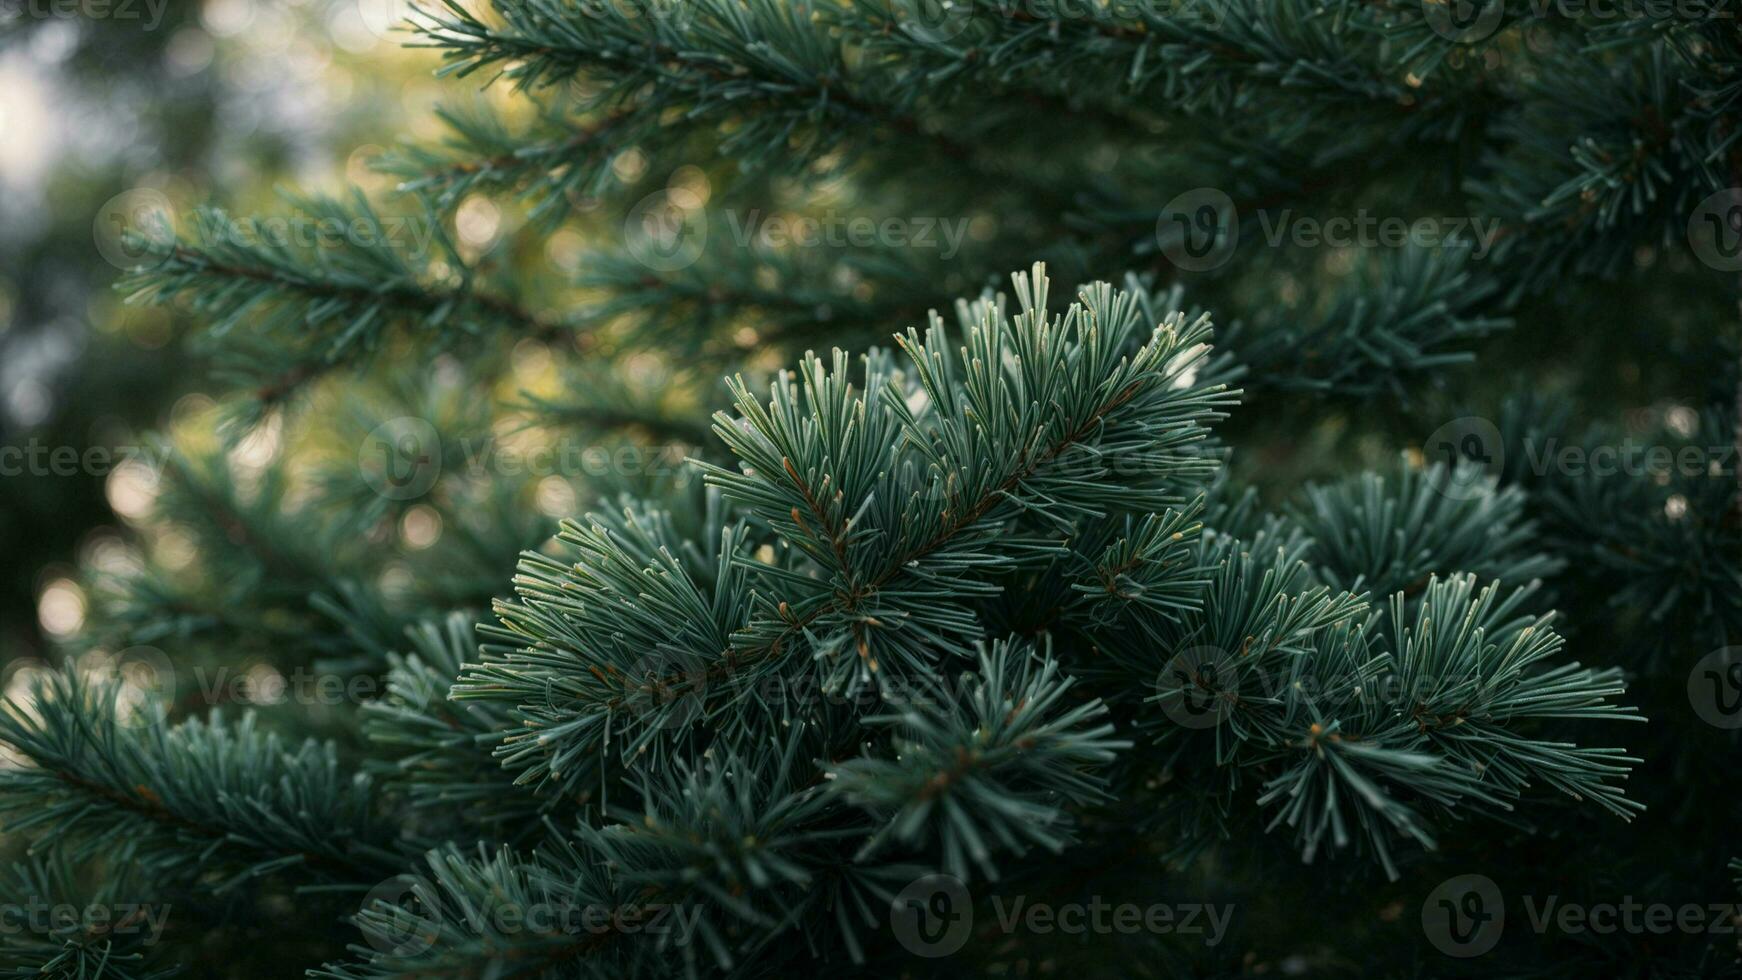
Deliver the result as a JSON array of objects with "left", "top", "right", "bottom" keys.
[{"left": 7, "top": 0, "right": 1740, "bottom": 976}]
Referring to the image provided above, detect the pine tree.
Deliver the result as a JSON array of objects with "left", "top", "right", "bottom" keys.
[{"left": 6, "top": 0, "right": 1740, "bottom": 977}]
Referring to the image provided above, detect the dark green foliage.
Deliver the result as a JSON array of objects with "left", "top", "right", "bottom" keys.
[
  {"left": 0, "top": 668, "right": 404, "bottom": 888},
  {"left": 1291, "top": 459, "right": 1563, "bottom": 602},
  {"left": 6, "top": 0, "right": 1738, "bottom": 976},
  {"left": 0, "top": 859, "right": 177, "bottom": 980}
]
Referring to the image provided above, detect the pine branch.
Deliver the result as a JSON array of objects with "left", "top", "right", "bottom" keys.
[
  {"left": 411, "top": 0, "right": 1076, "bottom": 206},
  {"left": 117, "top": 192, "right": 575, "bottom": 410},
  {"left": 828, "top": 638, "right": 1128, "bottom": 881},
  {"left": 0, "top": 857, "right": 179, "bottom": 980},
  {"left": 0, "top": 668, "right": 407, "bottom": 889},
  {"left": 1291, "top": 457, "right": 1563, "bottom": 602}
]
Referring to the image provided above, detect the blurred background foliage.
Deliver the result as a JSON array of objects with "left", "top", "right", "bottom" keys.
[
  {"left": 1, "top": 0, "right": 1727, "bottom": 756},
  {"left": 0, "top": 0, "right": 432, "bottom": 662},
  {"left": 0, "top": 2, "right": 1734, "bottom": 974},
  {"left": 4, "top": 0, "right": 1724, "bottom": 674}
]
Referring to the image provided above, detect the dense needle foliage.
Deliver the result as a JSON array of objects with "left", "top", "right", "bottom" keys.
[{"left": 2, "top": 0, "right": 1738, "bottom": 977}]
